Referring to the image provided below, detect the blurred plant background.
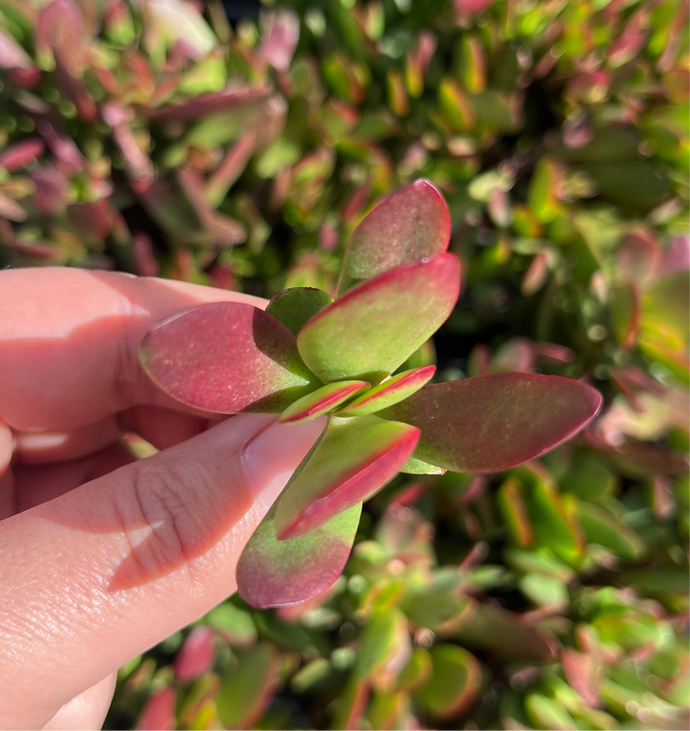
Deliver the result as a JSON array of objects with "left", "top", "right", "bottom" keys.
[{"left": 1, "top": 0, "right": 689, "bottom": 728}]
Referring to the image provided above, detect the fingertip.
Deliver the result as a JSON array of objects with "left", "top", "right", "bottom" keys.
[{"left": 241, "top": 417, "right": 327, "bottom": 508}]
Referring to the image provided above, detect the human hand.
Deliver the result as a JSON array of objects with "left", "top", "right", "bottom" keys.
[{"left": 0, "top": 268, "right": 324, "bottom": 730}]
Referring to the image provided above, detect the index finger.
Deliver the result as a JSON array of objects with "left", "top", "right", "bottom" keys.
[{"left": 0, "top": 268, "right": 266, "bottom": 431}]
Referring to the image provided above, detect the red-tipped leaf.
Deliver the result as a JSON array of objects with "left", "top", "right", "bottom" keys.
[
  {"left": 298, "top": 253, "right": 461, "bottom": 383},
  {"left": 237, "top": 501, "right": 362, "bottom": 609},
  {"left": 274, "top": 415, "right": 420, "bottom": 539},
  {"left": 338, "top": 178, "right": 451, "bottom": 294},
  {"left": 338, "top": 365, "right": 436, "bottom": 416},
  {"left": 139, "top": 302, "right": 318, "bottom": 414},
  {"left": 380, "top": 373, "right": 602, "bottom": 473},
  {"left": 279, "top": 380, "right": 370, "bottom": 423},
  {"left": 147, "top": 84, "right": 272, "bottom": 123}
]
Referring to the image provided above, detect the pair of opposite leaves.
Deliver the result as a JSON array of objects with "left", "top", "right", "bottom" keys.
[{"left": 140, "top": 179, "right": 602, "bottom": 608}]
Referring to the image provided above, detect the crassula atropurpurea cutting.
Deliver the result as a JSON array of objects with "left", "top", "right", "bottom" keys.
[{"left": 139, "top": 179, "right": 602, "bottom": 609}]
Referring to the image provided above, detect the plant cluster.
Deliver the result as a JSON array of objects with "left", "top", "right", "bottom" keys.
[{"left": 139, "top": 178, "right": 602, "bottom": 609}]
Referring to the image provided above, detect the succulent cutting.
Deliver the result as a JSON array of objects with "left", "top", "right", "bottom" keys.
[{"left": 139, "top": 178, "right": 602, "bottom": 608}]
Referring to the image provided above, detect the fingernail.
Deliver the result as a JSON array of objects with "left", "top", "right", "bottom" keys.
[{"left": 241, "top": 417, "right": 326, "bottom": 509}]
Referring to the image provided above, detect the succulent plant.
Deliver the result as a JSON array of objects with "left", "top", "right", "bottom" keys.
[{"left": 139, "top": 178, "right": 602, "bottom": 608}]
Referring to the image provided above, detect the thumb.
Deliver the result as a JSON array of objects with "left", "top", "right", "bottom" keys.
[{"left": 0, "top": 414, "right": 324, "bottom": 730}]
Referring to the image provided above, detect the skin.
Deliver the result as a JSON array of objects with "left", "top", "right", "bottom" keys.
[{"left": 0, "top": 269, "right": 325, "bottom": 730}]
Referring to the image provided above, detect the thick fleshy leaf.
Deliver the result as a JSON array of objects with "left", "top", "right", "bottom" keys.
[
  {"left": 395, "top": 648, "right": 433, "bottom": 693},
  {"left": 274, "top": 415, "right": 420, "bottom": 539},
  {"left": 174, "top": 626, "right": 215, "bottom": 683},
  {"left": 338, "top": 178, "right": 451, "bottom": 294},
  {"left": 380, "top": 373, "right": 602, "bottom": 473},
  {"left": 337, "top": 365, "right": 436, "bottom": 416},
  {"left": 414, "top": 645, "right": 481, "bottom": 719},
  {"left": 298, "top": 253, "right": 460, "bottom": 383},
  {"left": 136, "top": 687, "right": 176, "bottom": 731},
  {"left": 400, "top": 456, "right": 446, "bottom": 475},
  {"left": 216, "top": 643, "right": 281, "bottom": 729},
  {"left": 643, "top": 271, "right": 690, "bottom": 340},
  {"left": 576, "top": 501, "right": 646, "bottom": 561},
  {"left": 266, "top": 286, "right": 334, "bottom": 336},
  {"left": 236, "top": 502, "right": 362, "bottom": 609},
  {"left": 147, "top": 84, "right": 272, "bottom": 123},
  {"left": 453, "top": 600, "right": 556, "bottom": 661},
  {"left": 139, "top": 302, "right": 317, "bottom": 414},
  {"left": 354, "top": 608, "right": 410, "bottom": 683},
  {"left": 204, "top": 603, "right": 256, "bottom": 648},
  {"left": 279, "top": 380, "right": 369, "bottom": 423}
]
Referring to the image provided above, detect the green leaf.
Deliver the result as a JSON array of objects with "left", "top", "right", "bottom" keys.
[
  {"left": 298, "top": 253, "right": 461, "bottom": 383},
  {"left": 278, "top": 380, "right": 370, "bottom": 423},
  {"left": 216, "top": 643, "right": 280, "bottom": 729},
  {"left": 236, "top": 501, "right": 361, "bottom": 609},
  {"left": 642, "top": 270, "right": 689, "bottom": 349},
  {"left": 525, "top": 693, "right": 578, "bottom": 731},
  {"left": 380, "top": 373, "right": 602, "bottom": 473},
  {"left": 415, "top": 645, "right": 481, "bottom": 718},
  {"left": 204, "top": 603, "right": 256, "bottom": 648},
  {"left": 337, "top": 179, "right": 451, "bottom": 294},
  {"left": 576, "top": 501, "right": 646, "bottom": 561},
  {"left": 274, "top": 415, "right": 420, "bottom": 538},
  {"left": 395, "top": 648, "right": 433, "bottom": 692},
  {"left": 400, "top": 456, "right": 446, "bottom": 475},
  {"left": 519, "top": 574, "right": 569, "bottom": 608},
  {"left": 354, "top": 608, "right": 409, "bottom": 681},
  {"left": 266, "top": 287, "right": 334, "bottom": 336},
  {"left": 453, "top": 600, "right": 555, "bottom": 661}
]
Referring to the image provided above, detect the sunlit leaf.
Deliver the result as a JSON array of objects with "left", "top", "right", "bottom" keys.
[
  {"left": 237, "top": 501, "right": 361, "bottom": 609},
  {"left": 279, "top": 380, "right": 369, "bottom": 423},
  {"left": 338, "top": 179, "right": 451, "bottom": 294},
  {"left": 338, "top": 366, "right": 436, "bottom": 416},
  {"left": 274, "top": 415, "right": 420, "bottom": 538},
  {"left": 381, "top": 374, "right": 602, "bottom": 473},
  {"left": 140, "top": 302, "right": 318, "bottom": 413},
  {"left": 299, "top": 253, "right": 461, "bottom": 383}
]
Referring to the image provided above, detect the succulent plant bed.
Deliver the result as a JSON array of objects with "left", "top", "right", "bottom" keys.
[{"left": 1, "top": 0, "right": 688, "bottom": 729}]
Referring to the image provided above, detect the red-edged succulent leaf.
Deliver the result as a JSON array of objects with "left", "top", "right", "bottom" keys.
[
  {"left": 174, "top": 626, "right": 216, "bottom": 683},
  {"left": 338, "top": 365, "right": 436, "bottom": 416},
  {"left": 136, "top": 687, "right": 176, "bottom": 731},
  {"left": 147, "top": 85, "right": 272, "bottom": 123},
  {"left": 380, "top": 373, "right": 602, "bottom": 473},
  {"left": 0, "top": 138, "right": 45, "bottom": 172},
  {"left": 414, "top": 645, "right": 481, "bottom": 719},
  {"left": 401, "top": 456, "right": 446, "bottom": 475},
  {"left": 275, "top": 416, "right": 419, "bottom": 540},
  {"left": 611, "top": 282, "right": 641, "bottom": 349},
  {"left": 236, "top": 501, "right": 362, "bottom": 609},
  {"left": 139, "top": 302, "right": 318, "bottom": 414},
  {"left": 643, "top": 271, "right": 690, "bottom": 340},
  {"left": 216, "top": 643, "right": 281, "bottom": 729},
  {"left": 274, "top": 415, "right": 420, "bottom": 539},
  {"left": 338, "top": 178, "right": 451, "bottom": 295},
  {"left": 298, "top": 253, "right": 461, "bottom": 383},
  {"left": 279, "top": 380, "right": 370, "bottom": 423},
  {"left": 266, "top": 287, "right": 334, "bottom": 336}
]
